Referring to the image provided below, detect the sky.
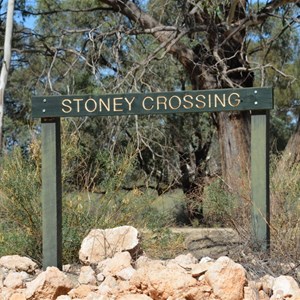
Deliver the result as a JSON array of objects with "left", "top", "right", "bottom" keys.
[{"left": 0, "top": 0, "right": 36, "bottom": 29}]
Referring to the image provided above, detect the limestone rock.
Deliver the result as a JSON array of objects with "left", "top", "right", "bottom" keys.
[
  {"left": 172, "top": 253, "right": 198, "bottom": 267},
  {"left": 101, "top": 274, "right": 119, "bottom": 287},
  {"left": 129, "top": 262, "right": 204, "bottom": 299},
  {"left": 79, "top": 226, "right": 141, "bottom": 264},
  {"left": 244, "top": 286, "right": 259, "bottom": 300},
  {"left": 271, "top": 275, "right": 300, "bottom": 299},
  {"left": 200, "top": 256, "right": 214, "bottom": 263},
  {"left": 3, "top": 271, "right": 29, "bottom": 289},
  {"left": 205, "top": 256, "right": 247, "bottom": 300},
  {"left": 191, "top": 261, "right": 214, "bottom": 277},
  {"left": 1, "top": 226, "right": 300, "bottom": 300},
  {"left": 116, "top": 266, "right": 136, "bottom": 281},
  {"left": 134, "top": 255, "right": 164, "bottom": 270},
  {"left": 9, "top": 293, "right": 27, "bottom": 300},
  {"left": 25, "top": 266, "right": 74, "bottom": 300},
  {"left": 87, "top": 296, "right": 113, "bottom": 300},
  {"left": 258, "top": 290, "right": 270, "bottom": 300},
  {"left": 117, "top": 295, "right": 153, "bottom": 300},
  {"left": 98, "top": 251, "right": 132, "bottom": 277},
  {"left": 260, "top": 274, "right": 275, "bottom": 295},
  {"left": 172, "top": 227, "right": 241, "bottom": 259},
  {"left": 68, "top": 284, "right": 97, "bottom": 298},
  {"left": 78, "top": 266, "right": 97, "bottom": 285},
  {"left": 0, "top": 267, "right": 5, "bottom": 288},
  {"left": 95, "top": 296, "right": 113, "bottom": 300},
  {"left": 0, "top": 255, "right": 37, "bottom": 273},
  {"left": 56, "top": 296, "right": 71, "bottom": 300}
]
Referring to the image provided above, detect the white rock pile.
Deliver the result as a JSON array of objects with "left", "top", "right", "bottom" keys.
[{"left": 0, "top": 225, "right": 299, "bottom": 300}]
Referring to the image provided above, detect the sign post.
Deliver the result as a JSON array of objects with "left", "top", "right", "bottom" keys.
[
  {"left": 32, "top": 87, "right": 273, "bottom": 269},
  {"left": 41, "top": 117, "right": 62, "bottom": 269},
  {"left": 251, "top": 111, "right": 270, "bottom": 250}
]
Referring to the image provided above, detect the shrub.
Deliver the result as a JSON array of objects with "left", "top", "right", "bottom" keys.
[
  {"left": 270, "top": 154, "right": 300, "bottom": 261},
  {"left": 202, "top": 178, "right": 239, "bottom": 227},
  {"left": 0, "top": 148, "right": 42, "bottom": 262},
  {"left": 0, "top": 128, "right": 176, "bottom": 264}
]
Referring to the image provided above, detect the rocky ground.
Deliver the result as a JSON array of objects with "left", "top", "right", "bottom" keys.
[{"left": 0, "top": 225, "right": 299, "bottom": 300}]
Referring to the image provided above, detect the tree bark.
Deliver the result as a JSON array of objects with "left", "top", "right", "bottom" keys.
[
  {"left": 216, "top": 111, "right": 251, "bottom": 196},
  {"left": 0, "top": 0, "right": 15, "bottom": 153}
]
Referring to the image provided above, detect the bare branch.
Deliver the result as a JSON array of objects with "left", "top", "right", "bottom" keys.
[
  {"left": 225, "top": 63, "right": 296, "bottom": 82},
  {"left": 249, "top": 18, "right": 297, "bottom": 56}
]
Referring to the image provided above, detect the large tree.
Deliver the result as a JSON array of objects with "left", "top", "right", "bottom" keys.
[
  {"left": 80, "top": 0, "right": 299, "bottom": 197},
  {"left": 2, "top": 0, "right": 300, "bottom": 220}
]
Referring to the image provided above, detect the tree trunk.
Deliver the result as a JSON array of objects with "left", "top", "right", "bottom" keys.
[
  {"left": 0, "top": 0, "right": 15, "bottom": 153},
  {"left": 216, "top": 111, "right": 251, "bottom": 198},
  {"left": 188, "top": 0, "right": 253, "bottom": 200}
]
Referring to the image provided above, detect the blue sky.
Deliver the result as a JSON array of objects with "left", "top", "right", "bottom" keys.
[{"left": 0, "top": 0, "right": 36, "bottom": 29}]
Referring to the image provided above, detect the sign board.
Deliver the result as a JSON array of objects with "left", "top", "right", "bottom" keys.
[
  {"left": 32, "top": 87, "right": 273, "bottom": 270},
  {"left": 32, "top": 87, "right": 273, "bottom": 118}
]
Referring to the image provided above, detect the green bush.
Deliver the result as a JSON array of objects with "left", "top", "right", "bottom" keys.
[
  {"left": 270, "top": 155, "right": 300, "bottom": 261},
  {"left": 62, "top": 188, "right": 175, "bottom": 263},
  {"left": 0, "top": 148, "right": 42, "bottom": 262},
  {"left": 202, "top": 178, "right": 239, "bottom": 227},
  {"left": 0, "top": 135, "right": 176, "bottom": 264}
]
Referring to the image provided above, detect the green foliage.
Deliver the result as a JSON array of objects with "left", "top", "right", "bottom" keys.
[
  {"left": 198, "top": 155, "right": 300, "bottom": 262},
  {"left": 141, "top": 228, "right": 185, "bottom": 259},
  {"left": 270, "top": 156, "right": 300, "bottom": 260},
  {"left": 1, "top": 0, "right": 300, "bottom": 267},
  {"left": 62, "top": 188, "right": 175, "bottom": 263},
  {"left": 271, "top": 157, "right": 300, "bottom": 222},
  {"left": 0, "top": 134, "right": 176, "bottom": 264},
  {"left": 270, "top": 111, "right": 295, "bottom": 153},
  {"left": 202, "top": 179, "right": 238, "bottom": 227},
  {"left": 0, "top": 148, "right": 42, "bottom": 261},
  {"left": 249, "top": 8, "right": 300, "bottom": 109}
]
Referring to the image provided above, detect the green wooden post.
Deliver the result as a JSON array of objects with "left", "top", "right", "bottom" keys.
[
  {"left": 41, "top": 117, "right": 62, "bottom": 269},
  {"left": 251, "top": 111, "right": 270, "bottom": 251}
]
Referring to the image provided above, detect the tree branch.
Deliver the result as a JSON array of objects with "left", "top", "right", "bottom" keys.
[{"left": 17, "top": 6, "right": 113, "bottom": 16}]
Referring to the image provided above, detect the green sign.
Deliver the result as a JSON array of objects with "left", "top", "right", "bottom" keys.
[
  {"left": 32, "top": 87, "right": 273, "bottom": 118},
  {"left": 32, "top": 86, "right": 273, "bottom": 269}
]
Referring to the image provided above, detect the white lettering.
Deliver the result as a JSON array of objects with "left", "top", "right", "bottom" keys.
[
  {"left": 183, "top": 95, "right": 193, "bottom": 109},
  {"left": 142, "top": 96, "right": 154, "bottom": 110},
  {"left": 125, "top": 97, "right": 135, "bottom": 111},
  {"left": 99, "top": 98, "right": 110, "bottom": 111},
  {"left": 157, "top": 96, "right": 167, "bottom": 110},
  {"left": 73, "top": 98, "right": 83, "bottom": 113},
  {"left": 169, "top": 95, "right": 181, "bottom": 110},
  {"left": 228, "top": 93, "right": 241, "bottom": 107},
  {"left": 85, "top": 98, "right": 97, "bottom": 112},
  {"left": 195, "top": 95, "right": 206, "bottom": 109},
  {"left": 62, "top": 99, "right": 72, "bottom": 113},
  {"left": 113, "top": 97, "right": 123, "bottom": 112}
]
